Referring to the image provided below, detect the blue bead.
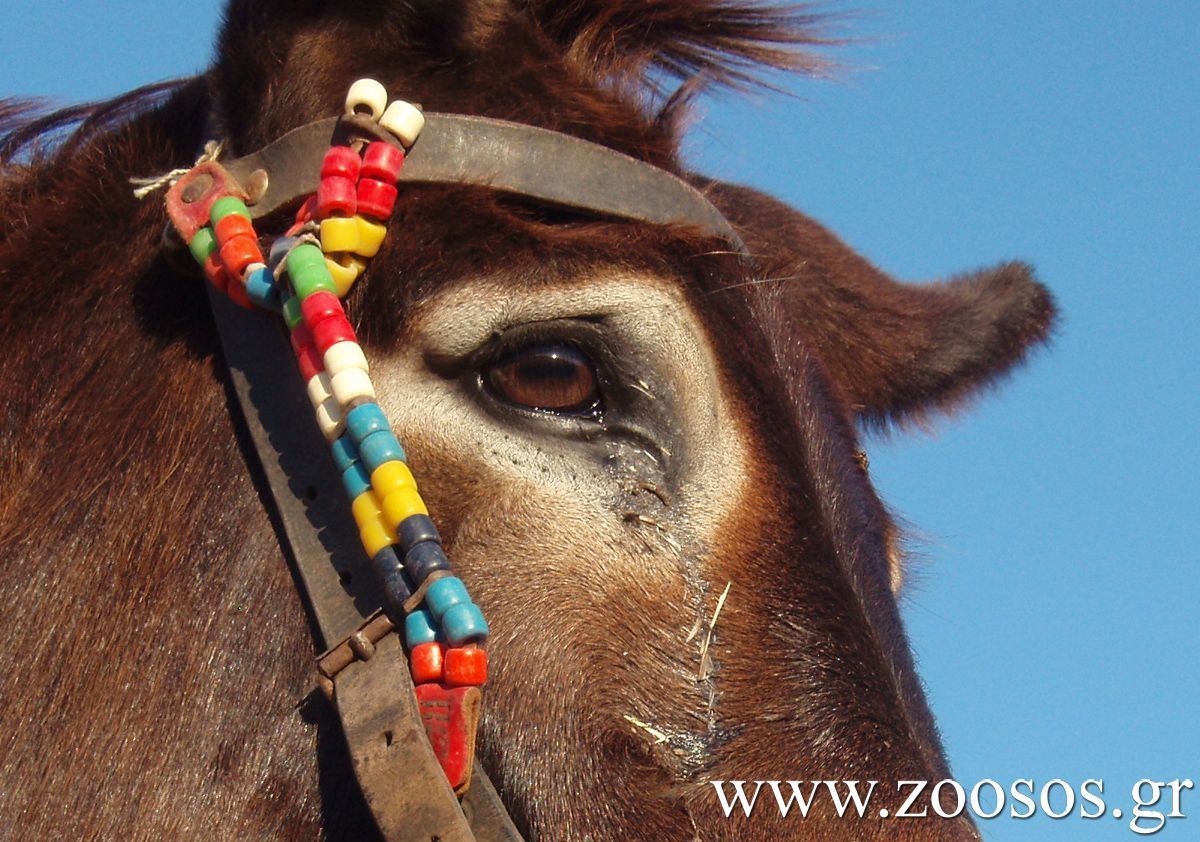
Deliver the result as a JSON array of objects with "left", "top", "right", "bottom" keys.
[
  {"left": 404, "top": 541, "right": 452, "bottom": 584},
  {"left": 346, "top": 403, "right": 390, "bottom": 445},
  {"left": 372, "top": 547, "right": 411, "bottom": 621},
  {"left": 398, "top": 514, "right": 441, "bottom": 552},
  {"left": 358, "top": 429, "right": 406, "bottom": 473},
  {"left": 404, "top": 608, "right": 439, "bottom": 647},
  {"left": 441, "top": 602, "right": 489, "bottom": 645},
  {"left": 425, "top": 576, "right": 469, "bottom": 619},
  {"left": 330, "top": 435, "right": 360, "bottom": 473},
  {"left": 244, "top": 265, "right": 280, "bottom": 311},
  {"left": 268, "top": 235, "right": 299, "bottom": 270},
  {"left": 341, "top": 461, "right": 372, "bottom": 499}
]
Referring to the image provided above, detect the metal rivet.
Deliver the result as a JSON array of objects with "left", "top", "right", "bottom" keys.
[
  {"left": 244, "top": 168, "right": 269, "bottom": 205},
  {"left": 181, "top": 173, "right": 213, "bottom": 203},
  {"left": 349, "top": 631, "right": 376, "bottom": 661}
]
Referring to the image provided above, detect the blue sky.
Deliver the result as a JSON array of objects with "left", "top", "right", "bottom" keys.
[{"left": 4, "top": 2, "right": 1196, "bottom": 839}]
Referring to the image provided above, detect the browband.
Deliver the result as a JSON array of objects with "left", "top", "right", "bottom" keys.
[{"left": 222, "top": 113, "right": 747, "bottom": 253}]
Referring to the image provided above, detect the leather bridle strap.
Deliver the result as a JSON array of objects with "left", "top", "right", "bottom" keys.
[
  {"left": 204, "top": 111, "right": 746, "bottom": 842},
  {"left": 223, "top": 113, "right": 746, "bottom": 253}
]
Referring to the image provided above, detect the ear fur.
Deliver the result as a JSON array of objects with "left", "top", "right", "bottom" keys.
[{"left": 703, "top": 181, "right": 1057, "bottom": 427}]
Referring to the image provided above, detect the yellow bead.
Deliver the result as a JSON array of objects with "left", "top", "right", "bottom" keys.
[
  {"left": 382, "top": 486, "right": 428, "bottom": 529},
  {"left": 354, "top": 215, "right": 387, "bottom": 258},
  {"left": 352, "top": 490, "right": 397, "bottom": 556},
  {"left": 351, "top": 489, "right": 383, "bottom": 522},
  {"left": 320, "top": 217, "right": 360, "bottom": 254},
  {"left": 372, "top": 460, "right": 417, "bottom": 499},
  {"left": 360, "top": 517, "right": 396, "bottom": 557},
  {"left": 325, "top": 254, "right": 365, "bottom": 297}
]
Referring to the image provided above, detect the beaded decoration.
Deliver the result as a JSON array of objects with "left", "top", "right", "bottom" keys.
[{"left": 168, "top": 79, "right": 489, "bottom": 790}]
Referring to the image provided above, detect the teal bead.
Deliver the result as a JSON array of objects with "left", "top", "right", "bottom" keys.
[
  {"left": 188, "top": 226, "right": 217, "bottom": 266},
  {"left": 441, "top": 602, "right": 489, "bottom": 645},
  {"left": 405, "top": 609, "right": 439, "bottom": 647},
  {"left": 346, "top": 402, "right": 389, "bottom": 443},
  {"left": 358, "top": 430, "right": 406, "bottom": 473},
  {"left": 425, "top": 576, "right": 469, "bottom": 619},
  {"left": 210, "top": 195, "right": 250, "bottom": 222},
  {"left": 341, "top": 461, "right": 371, "bottom": 499},
  {"left": 244, "top": 265, "right": 280, "bottom": 310},
  {"left": 330, "top": 435, "right": 359, "bottom": 473}
]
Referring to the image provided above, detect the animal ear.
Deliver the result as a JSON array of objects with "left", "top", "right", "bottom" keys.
[{"left": 704, "top": 182, "right": 1056, "bottom": 427}]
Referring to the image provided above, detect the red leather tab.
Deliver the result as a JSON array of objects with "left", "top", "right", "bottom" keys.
[
  {"left": 165, "top": 161, "right": 248, "bottom": 244},
  {"left": 414, "top": 683, "right": 482, "bottom": 794}
]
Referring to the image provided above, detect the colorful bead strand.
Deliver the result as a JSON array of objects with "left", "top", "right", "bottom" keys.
[{"left": 171, "top": 79, "right": 489, "bottom": 790}]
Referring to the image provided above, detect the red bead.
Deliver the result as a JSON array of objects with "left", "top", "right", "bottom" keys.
[
  {"left": 311, "top": 313, "right": 357, "bottom": 354},
  {"left": 226, "top": 277, "right": 254, "bottom": 309},
  {"left": 290, "top": 323, "right": 323, "bottom": 381},
  {"left": 203, "top": 253, "right": 230, "bottom": 293},
  {"left": 444, "top": 646, "right": 488, "bottom": 687},
  {"left": 316, "top": 176, "right": 356, "bottom": 219},
  {"left": 361, "top": 141, "right": 405, "bottom": 183},
  {"left": 321, "top": 145, "right": 362, "bottom": 182},
  {"left": 218, "top": 236, "right": 264, "bottom": 277},
  {"left": 356, "top": 178, "right": 398, "bottom": 221},
  {"left": 300, "top": 290, "right": 343, "bottom": 329},
  {"left": 294, "top": 194, "right": 318, "bottom": 225},
  {"left": 213, "top": 213, "right": 255, "bottom": 246},
  {"left": 410, "top": 642, "right": 445, "bottom": 684}
]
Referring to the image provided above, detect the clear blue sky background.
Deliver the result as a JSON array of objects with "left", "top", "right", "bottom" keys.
[{"left": 4, "top": 2, "right": 1195, "bottom": 839}]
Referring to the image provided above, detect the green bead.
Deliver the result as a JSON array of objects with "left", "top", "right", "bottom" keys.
[
  {"left": 282, "top": 294, "right": 304, "bottom": 330},
  {"left": 188, "top": 226, "right": 216, "bottom": 266},
  {"left": 291, "top": 261, "right": 336, "bottom": 298},
  {"left": 286, "top": 243, "right": 325, "bottom": 273},
  {"left": 210, "top": 196, "right": 250, "bottom": 222}
]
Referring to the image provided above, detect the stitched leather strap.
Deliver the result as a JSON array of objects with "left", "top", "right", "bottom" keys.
[{"left": 207, "top": 289, "right": 522, "bottom": 841}]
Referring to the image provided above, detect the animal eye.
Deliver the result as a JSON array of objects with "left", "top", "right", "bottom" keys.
[{"left": 485, "top": 344, "right": 600, "bottom": 414}]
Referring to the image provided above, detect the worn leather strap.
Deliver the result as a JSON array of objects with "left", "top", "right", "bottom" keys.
[
  {"left": 207, "top": 289, "right": 522, "bottom": 841},
  {"left": 223, "top": 113, "right": 747, "bottom": 253}
]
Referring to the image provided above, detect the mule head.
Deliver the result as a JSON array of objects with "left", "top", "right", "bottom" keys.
[{"left": 209, "top": 1, "right": 1054, "bottom": 838}]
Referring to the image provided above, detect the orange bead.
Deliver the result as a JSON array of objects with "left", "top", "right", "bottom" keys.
[
  {"left": 213, "top": 213, "right": 255, "bottom": 246},
  {"left": 410, "top": 642, "right": 445, "bottom": 684},
  {"left": 226, "top": 277, "right": 254, "bottom": 309},
  {"left": 444, "top": 646, "right": 488, "bottom": 687},
  {"left": 219, "top": 236, "right": 264, "bottom": 277},
  {"left": 202, "top": 252, "right": 229, "bottom": 293}
]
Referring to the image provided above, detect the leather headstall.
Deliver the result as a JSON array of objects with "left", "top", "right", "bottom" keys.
[{"left": 191, "top": 110, "right": 746, "bottom": 842}]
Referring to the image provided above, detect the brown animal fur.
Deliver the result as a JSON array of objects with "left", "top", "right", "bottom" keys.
[{"left": 0, "top": 2, "right": 1053, "bottom": 839}]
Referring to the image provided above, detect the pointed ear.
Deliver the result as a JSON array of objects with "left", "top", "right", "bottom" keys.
[{"left": 704, "top": 181, "right": 1056, "bottom": 427}]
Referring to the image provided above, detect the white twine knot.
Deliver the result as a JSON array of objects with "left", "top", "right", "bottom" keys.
[{"left": 129, "top": 139, "right": 225, "bottom": 200}]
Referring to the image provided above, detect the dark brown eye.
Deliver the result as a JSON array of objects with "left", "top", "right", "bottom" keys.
[{"left": 486, "top": 344, "right": 599, "bottom": 414}]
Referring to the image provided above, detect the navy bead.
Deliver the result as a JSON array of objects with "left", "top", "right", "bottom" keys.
[
  {"left": 371, "top": 546, "right": 411, "bottom": 620},
  {"left": 426, "top": 576, "right": 470, "bottom": 619},
  {"left": 397, "top": 514, "right": 441, "bottom": 552},
  {"left": 404, "top": 608, "right": 439, "bottom": 647},
  {"left": 404, "top": 541, "right": 452, "bottom": 584},
  {"left": 358, "top": 429, "right": 406, "bottom": 473},
  {"left": 268, "top": 235, "right": 300, "bottom": 271},
  {"left": 330, "top": 435, "right": 359, "bottom": 473},
  {"left": 346, "top": 402, "right": 389, "bottom": 445},
  {"left": 441, "top": 602, "right": 489, "bottom": 645},
  {"left": 341, "top": 461, "right": 372, "bottom": 499}
]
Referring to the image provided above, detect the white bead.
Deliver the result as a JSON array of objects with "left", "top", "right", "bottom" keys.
[
  {"left": 306, "top": 372, "right": 334, "bottom": 408},
  {"left": 379, "top": 100, "right": 425, "bottom": 147},
  {"left": 316, "top": 398, "right": 344, "bottom": 441},
  {"left": 332, "top": 367, "right": 377, "bottom": 406},
  {"left": 345, "top": 79, "right": 388, "bottom": 121},
  {"left": 324, "top": 340, "right": 369, "bottom": 376}
]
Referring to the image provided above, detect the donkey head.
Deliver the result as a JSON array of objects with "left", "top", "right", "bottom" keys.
[{"left": 218, "top": 1, "right": 1052, "bottom": 837}]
